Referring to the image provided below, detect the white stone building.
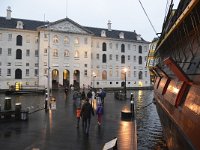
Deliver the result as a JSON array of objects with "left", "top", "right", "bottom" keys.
[{"left": 0, "top": 7, "right": 150, "bottom": 90}]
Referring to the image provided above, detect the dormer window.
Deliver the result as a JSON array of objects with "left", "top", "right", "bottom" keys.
[
  {"left": 16, "top": 21, "right": 23, "bottom": 29},
  {"left": 137, "top": 34, "right": 141, "bottom": 40},
  {"left": 101, "top": 30, "right": 106, "bottom": 37},
  {"left": 74, "top": 37, "right": 79, "bottom": 44},
  {"left": 119, "top": 32, "right": 124, "bottom": 39}
]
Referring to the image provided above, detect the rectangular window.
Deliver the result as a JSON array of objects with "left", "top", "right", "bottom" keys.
[
  {"left": 84, "top": 70, "right": 87, "bottom": 76},
  {"left": 44, "top": 68, "right": 47, "bottom": 75},
  {"left": 26, "top": 35, "right": 30, "bottom": 43},
  {"left": 8, "top": 48, "right": 12, "bottom": 56},
  {"left": 145, "top": 71, "right": 147, "bottom": 77},
  {"left": 0, "top": 48, "right": 2, "bottom": 55},
  {"left": 7, "top": 69, "right": 11, "bottom": 76},
  {"left": 26, "top": 49, "right": 30, "bottom": 56},
  {"left": 44, "top": 48, "right": 47, "bottom": 54},
  {"left": 7, "top": 62, "right": 11, "bottom": 66},
  {"left": 84, "top": 64, "right": 87, "bottom": 68},
  {"left": 0, "top": 62, "right": 1, "bottom": 66},
  {"left": 128, "top": 44, "right": 130, "bottom": 50},
  {"left": 128, "top": 71, "right": 131, "bottom": 77},
  {"left": 128, "top": 55, "right": 130, "bottom": 60},
  {"left": 26, "top": 63, "right": 29, "bottom": 66},
  {"left": 133, "top": 56, "right": 136, "bottom": 62},
  {"left": 0, "top": 68, "right": 1, "bottom": 76},
  {"left": 84, "top": 38, "right": 88, "bottom": 44},
  {"left": 26, "top": 69, "right": 29, "bottom": 76},
  {"left": 133, "top": 45, "right": 136, "bottom": 51},
  {"left": 0, "top": 33, "right": 2, "bottom": 41},
  {"left": 8, "top": 34, "right": 12, "bottom": 41},
  {"left": 53, "top": 49, "right": 58, "bottom": 57},
  {"left": 109, "top": 54, "right": 112, "bottom": 60},
  {"left": 35, "top": 63, "right": 39, "bottom": 67},
  {"left": 96, "top": 54, "right": 99, "bottom": 59},
  {"left": 35, "top": 50, "right": 39, "bottom": 57},
  {"left": 44, "top": 33, "right": 48, "bottom": 39},
  {"left": 84, "top": 51, "right": 88, "bottom": 58},
  {"left": 116, "top": 55, "right": 118, "bottom": 61},
  {"left": 34, "top": 69, "right": 38, "bottom": 76},
  {"left": 134, "top": 71, "right": 136, "bottom": 77},
  {"left": 109, "top": 70, "right": 112, "bottom": 77},
  {"left": 116, "top": 43, "right": 118, "bottom": 50},
  {"left": 35, "top": 36, "right": 39, "bottom": 43}
]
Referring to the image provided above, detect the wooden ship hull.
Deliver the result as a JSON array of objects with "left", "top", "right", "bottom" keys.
[{"left": 149, "top": 0, "right": 200, "bottom": 149}]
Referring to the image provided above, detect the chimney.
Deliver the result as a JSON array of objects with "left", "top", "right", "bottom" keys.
[
  {"left": 6, "top": 6, "right": 12, "bottom": 20},
  {"left": 107, "top": 20, "right": 112, "bottom": 31}
]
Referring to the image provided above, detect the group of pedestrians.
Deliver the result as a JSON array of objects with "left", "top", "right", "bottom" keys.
[{"left": 74, "top": 88, "right": 106, "bottom": 135}]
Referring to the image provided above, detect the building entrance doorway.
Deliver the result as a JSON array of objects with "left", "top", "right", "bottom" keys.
[
  {"left": 63, "top": 69, "right": 70, "bottom": 88},
  {"left": 73, "top": 70, "right": 80, "bottom": 90},
  {"left": 52, "top": 69, "right": 59, "bottom": 89}
]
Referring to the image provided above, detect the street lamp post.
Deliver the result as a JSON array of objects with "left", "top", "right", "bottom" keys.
[
  {"left": 92, "top": 72, "right": 96, "bottom": 89},
  {"left": 45, "top": 26, "right": 52, "bottom": 111},
  {"left": 124, "top": 68, "right": 127, "bottom": 100},
  {"left": 124, "top": 71, "right": 127, "bottom": 99}
]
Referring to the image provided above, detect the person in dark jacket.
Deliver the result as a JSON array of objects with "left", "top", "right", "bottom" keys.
[
  {"left": 80, "top": 98, "right": 94, "bottom": 134},
  {"left": 87, "top": 90, "right": 92, "bottom": 104},
  {"left": 81, "top": 90, "right": 86, "bottom": 100}
]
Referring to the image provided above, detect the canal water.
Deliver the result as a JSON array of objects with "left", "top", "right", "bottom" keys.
[
  {"left": 0, "top": 90, "right": 168, "bottom": 150},
  {"left": 132, "top": 90, "right": 168, "bottom": 150}
]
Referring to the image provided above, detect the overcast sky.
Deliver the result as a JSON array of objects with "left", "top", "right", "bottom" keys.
[{"left": 0, "top": 0, "right": 179, "bottom": 42}]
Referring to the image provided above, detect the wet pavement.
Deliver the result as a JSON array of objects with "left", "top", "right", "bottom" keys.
[{"left": 0, "top": 89, "right": 137, "bottom": 150}]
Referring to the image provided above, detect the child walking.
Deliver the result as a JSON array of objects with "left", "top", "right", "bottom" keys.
[
  {"left": 76, "top": 107, "right": 81, "bottom": 128},
  {"left": 96, "top": 103, "right": 103, "bottom": 126}
]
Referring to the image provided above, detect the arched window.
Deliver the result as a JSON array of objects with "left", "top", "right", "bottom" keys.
[
  {"left": 53, "top": 35, "right": 59, "bottom": 43},
  {"left": 75, "top": 50, "right": 79, "bottom": 58},
  {"left": 15, "top": 69, "right": 22, "bottom": 79},
  {"left": 102, "top": 42, "right": 106, "bottom": 51},
  {"left": 64, "top": 36, "right": 69, "bottom": 44},
  {"left": 102, "top": 54, "right": 107, "bottom": 63},
  {"left": 53, "top": 49, "right": 58, "bottom": 57},
  {"left": 16, "top": 49, "right": 22, "bottom": 59},
  {"left": 16, "top": 35, "right": 22, "bottom": 46},
  {"left": 74, "top": 37, "right": 79, "bottom": 44},
  {"left": 64, "top": 50, "right": 70, "bottom": 57},
  {"left": 139, "top": 71, "right": 143, "bottom": 79},
  {"left": 139, "top": 56, "right": 142, "bottom": 64},
  {"left": 102, "top": 70, "right": 107, "bottom": 80},
  {"left": 139, "top": 45, "right": 142, "bottom": 53},
  {"left": 121, "top": 44, "right": 125, "bottom": 53},
  {"left": 121, "top": 55, "right": 125, "bottom": 64}
]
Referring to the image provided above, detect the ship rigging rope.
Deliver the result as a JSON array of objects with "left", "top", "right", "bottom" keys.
[
  {"left": 138, "top": 0, "right": 158, "bottom": 36},
  {"left": 164, "top": 0, "right": 171, "bottom": 21}
]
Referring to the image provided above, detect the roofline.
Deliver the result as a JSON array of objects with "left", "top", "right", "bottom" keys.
[{"left": 38, "top": 17, "right": 94, "bottom": 35}]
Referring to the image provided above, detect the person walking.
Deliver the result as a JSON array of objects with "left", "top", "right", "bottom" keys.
[
  {"left": 80, "top": 98, "right": 94, "bottom": 135},
  {"left": 81, "top": 90, "right": 86, "bottom": 101},
  {"left": 91, "top": 89, "right": 96, "bottom": 107},
  {"left": 100, "top": 88, "right": 106, "bottom": 105},
  {"left": 76, "top": 107, "right": 81, "bottom": 128},
  {"left": 87, "top": 90, "right": 92, "bottom": 104},
  {"left": 96, "top": 103, "right": 103, "bottom": 126}
]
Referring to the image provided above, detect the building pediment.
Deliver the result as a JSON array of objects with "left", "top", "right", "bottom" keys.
[{"left": 42, "top": 18, "right": 92, "bottom": 35}]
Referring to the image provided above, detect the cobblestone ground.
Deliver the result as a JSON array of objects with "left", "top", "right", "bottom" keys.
[{"left": 0, "top": 89, "right": 136, "bottom": 150}]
